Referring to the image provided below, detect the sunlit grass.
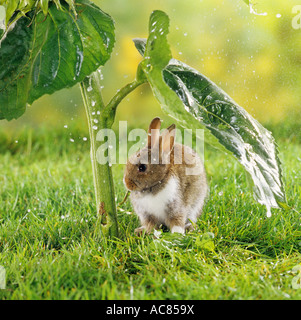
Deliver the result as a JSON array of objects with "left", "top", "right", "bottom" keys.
[{"left": 0, "top": 123, "right": 300, "bottom": 299}]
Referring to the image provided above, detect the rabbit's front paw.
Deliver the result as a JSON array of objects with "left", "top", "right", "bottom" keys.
[
  {"left": 134, "top": 226, "right": 146, "bottom": 236},
  {"left": 185, "top": 222, "right": 195, "bottom": 232},
  {"left": 171, "top": 226, "right": 185, "bottom": 234}
]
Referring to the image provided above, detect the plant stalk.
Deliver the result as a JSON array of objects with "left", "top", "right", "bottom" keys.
[
  {"left": 80, "top": 71, "right": 118, "bottom": 237},
  {"left": 80, "top": 71, "right": 146, "bottom": 238},
  {"left": 104, "top": 78, "right": 147, "bottom": 126}
]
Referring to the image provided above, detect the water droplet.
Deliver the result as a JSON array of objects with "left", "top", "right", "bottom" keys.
[
  {"left": 92, "top": 126, "right": 98, "bottom": 130},
  {"left": 93, "top": 119, "right": 98, "bottom": 124},
  {"left": 83, "top": 137, "right": 88, "bottom": 141},
  {"left": 75, "top": 46, "right": 83, "bottom": 77},
  {"left": 249, "top": 3, "right": 267, "bottom": 16}
]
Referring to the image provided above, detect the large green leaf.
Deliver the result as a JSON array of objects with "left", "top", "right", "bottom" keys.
[
  {"left": 163, "top": 60, "right": 287, "bottom": 213},
  {"left": 0, "top": 0, "right": 115, "bottom": 120},
  {"left": 134, "top": 11, "right": 287, "bottom": 215},
  {"left": 136, "top": 11, "right": 181, "bottom": 115},
  {"left": 136, "top": 11, "right": 195, "bottom": 140}
]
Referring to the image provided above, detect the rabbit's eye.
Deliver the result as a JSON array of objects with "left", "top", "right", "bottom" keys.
[{"left": 138, "top": 164, "right": 147, "bottom": 172}]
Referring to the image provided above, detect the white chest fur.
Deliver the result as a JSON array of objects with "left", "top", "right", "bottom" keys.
[{"left": 132, "top": 176, "right": 179, "bottom": 222}]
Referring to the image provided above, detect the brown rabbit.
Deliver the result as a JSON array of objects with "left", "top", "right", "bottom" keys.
[{"left": 123, "top": 117, "right": 208, "bottom": 235}]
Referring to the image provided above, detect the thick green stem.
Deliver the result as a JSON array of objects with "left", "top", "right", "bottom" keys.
[
  {"left": 104, "top": 78, "right": 147, "bottom": 125},
  {"left": 80, "top": 71, "right": 146, "bottom": 238},
  {"left": 80, "top": 71, "right": 118, "bottom": 237}
]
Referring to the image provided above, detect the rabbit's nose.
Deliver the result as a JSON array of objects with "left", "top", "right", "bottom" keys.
[{"left": 123, "top": 176, "right": 137, "bottom": 191}]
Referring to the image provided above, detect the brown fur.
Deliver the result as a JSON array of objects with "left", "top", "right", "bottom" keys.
[{"left": 123, "top": 117, "right": 208, "bottom": 234}]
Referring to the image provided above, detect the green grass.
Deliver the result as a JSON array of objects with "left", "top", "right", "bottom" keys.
[{"left": 0, "top": 123, "right": 301, "bottom": 300}]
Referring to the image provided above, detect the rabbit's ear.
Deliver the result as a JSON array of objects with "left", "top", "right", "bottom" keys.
[
  {"left": 161, "top": 124, "right": 176, "bottom": 156},
  {"left": 147, "top": 117, "right": 161, "bottom": 149}
]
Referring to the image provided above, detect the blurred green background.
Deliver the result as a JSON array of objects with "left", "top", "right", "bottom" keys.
[{"left": 1, "top": 0, "right": 300, "bottom": 134}]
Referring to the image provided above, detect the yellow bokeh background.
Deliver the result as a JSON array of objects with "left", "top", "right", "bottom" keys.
[{"left": 1, "top": 0, "right": 301, "bottom": 132}]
